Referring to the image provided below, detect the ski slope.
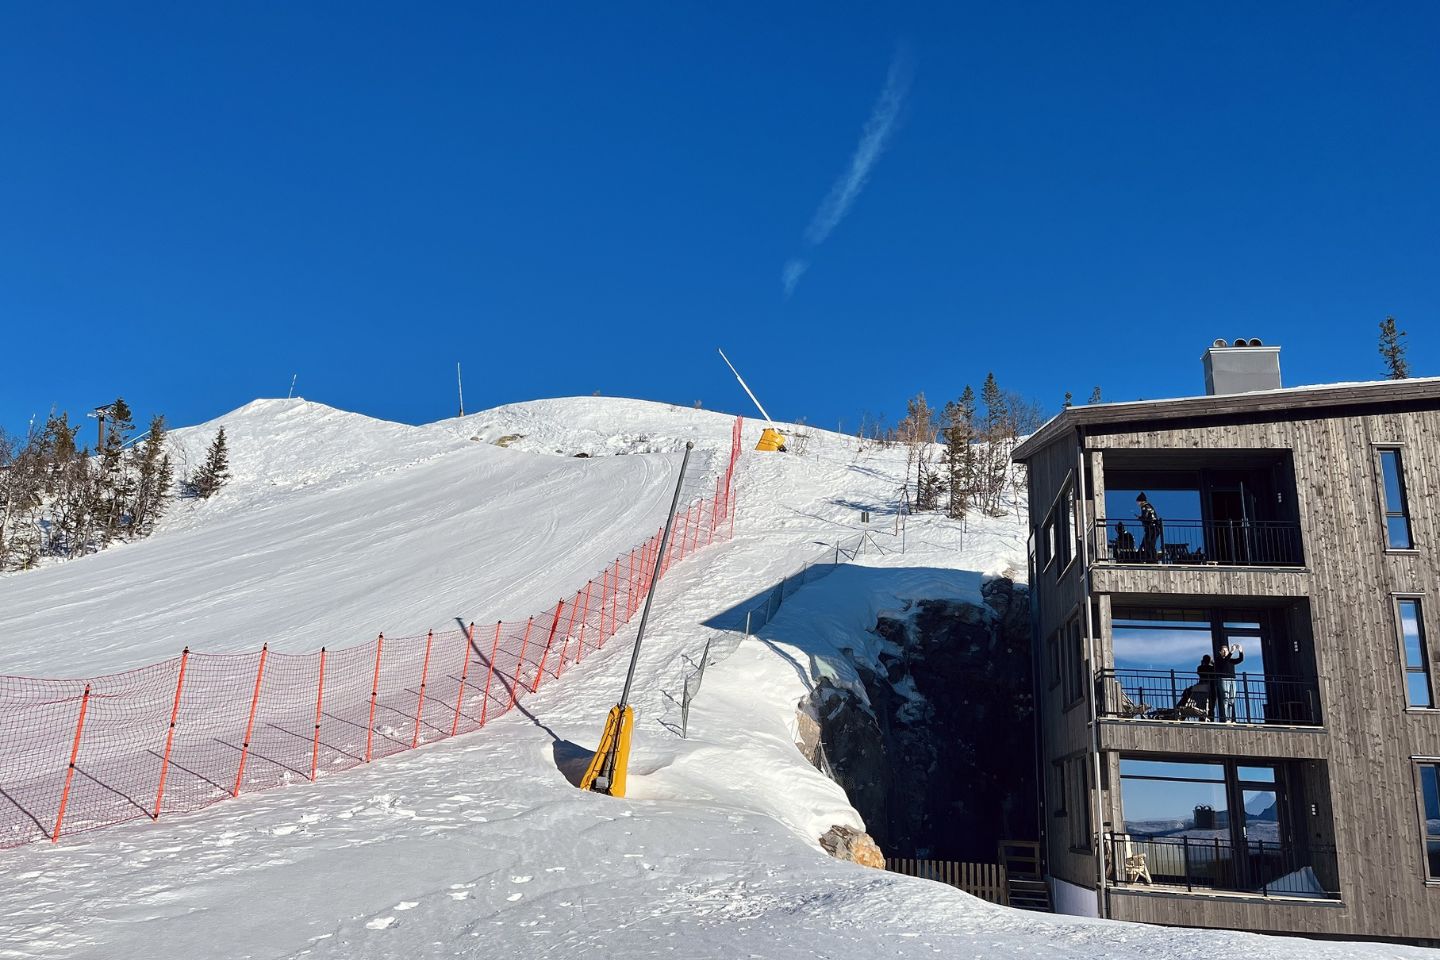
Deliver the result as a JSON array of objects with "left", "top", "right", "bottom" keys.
[{"left": 0, "top": 397, "right": 1422, "bottom": 959}]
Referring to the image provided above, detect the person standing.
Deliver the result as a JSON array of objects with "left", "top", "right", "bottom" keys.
[
  {"left": 1214, "top": 643, "right": 1245, "bottom": 722},
  {"left": 1195, "top": 654, "right": 1217, "bottom": 720},
  {"left": 1136, "top": 493, "right": 1163, "bottom": 561}
]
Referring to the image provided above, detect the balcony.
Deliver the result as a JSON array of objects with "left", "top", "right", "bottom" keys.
[
  {"left": 1108, "top": 832, "right": 1339, "bottom": 900},
  {"left": 1098, "top": 669, "right": 1321, "bottom": 727},
  {"left": 1094, "top": 518, "right": 1304, "bottom": 568}
]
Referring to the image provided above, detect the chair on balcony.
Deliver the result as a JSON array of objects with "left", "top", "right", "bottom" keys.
[
  {"left": 1113, "top": 835, "right": 1152, "bottom": 885},
  {"left": 1102, "top": 677, "right": 1151, "bottom": 718}
]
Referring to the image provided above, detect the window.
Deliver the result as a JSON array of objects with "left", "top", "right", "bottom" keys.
[
  {"left": 1046, "top": 631, "right": 1060, "bottom": 689},
  {"left": 1051, "top": 760, "right": 1068, "bottom": 817},
  {"left": 1419, "top": 764, "right": 1440, "bottom": 880},
  {"left": 1072, "top": 759, "right": 1092, "bottom": 850},
  {"left": 1056, "top": 487, "right": 1074, "bottom": 570},
  {"left": 1398, "top": 599, "right": 1433, "bottom": 709},
  {"left": 1040, "top": 518, "right": 1054, "bottom": 570},
  {"left": 1379, "top": 448, "right": 1414, "bottom": 549},
  {"left": 1062, "top": 619, "right": 1087, "bottom": 706}
]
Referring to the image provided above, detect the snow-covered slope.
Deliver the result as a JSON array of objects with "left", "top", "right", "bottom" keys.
[{"left": 0, "top": 397, "right": 1418, "bottom": 959}]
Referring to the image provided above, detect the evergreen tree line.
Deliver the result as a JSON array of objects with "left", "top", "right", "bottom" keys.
[
  {"left": 888, "top": 373, "right": 1045, "bottom": 521},
  {"left": 0, "top": 401, "right": 230, "bottom": 572}
]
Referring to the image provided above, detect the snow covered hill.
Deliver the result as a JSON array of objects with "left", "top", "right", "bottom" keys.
[{"left": 0, "top": 397, "right": 1422, "bottom": 959}]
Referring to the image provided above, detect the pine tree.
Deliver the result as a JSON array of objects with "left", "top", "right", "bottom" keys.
[
  {"left": 1379, "top": 316, "right": 1411, "bottom": 380},
  {"left": 941, "top": 386, "right": 977, "bottom": 519},
  {"left": 130, "top": 415, "right": 173, "bottom": 535},
  {"left": 193, "top": 428, "right": 231, "bottom": 499},
  {"left": 1088, "top": 386, "right": 1103, "bottom": 404}
]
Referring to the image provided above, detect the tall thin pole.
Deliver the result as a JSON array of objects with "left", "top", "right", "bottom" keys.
[
  {"left": 596, "top": 442, "right": 693, "bottom": 790},
  {"left": 618, "top": 442, "right": 692, "bottom": 710},
  {"left": 717, "top": 349, "right": 774, "bottom": 425},
  {"left": 456, "top": 362, "right": 465, "bottom": 417}
]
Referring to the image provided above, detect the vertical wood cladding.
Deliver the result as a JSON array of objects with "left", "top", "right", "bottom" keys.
[{"left": 1022, "top": 399, "right": 1440, "bottom": 941}]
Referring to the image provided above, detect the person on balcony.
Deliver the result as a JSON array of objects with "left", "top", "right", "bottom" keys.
[
  {"left": 1214, "top": 643, "right": 1245, "bottom": 721},
  {"left": 1136, "top": 493, "right": 1164, "bottom": 561},
  {"left": 1113, "top": 521, "right": 1136, "bottom": 559}
]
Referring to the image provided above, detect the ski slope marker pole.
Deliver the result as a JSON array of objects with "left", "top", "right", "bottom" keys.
[
  {"left": 480, "top": 622, "right": 501, "bottom": 725},
  {"left": 52, "top": 684, "right": 91, "bottom": 841},
  {"left": 411, "top": 630, "right": 434, "bottom": 748},
  {"left": 153, "top": 648, "right": 189, "bottom": 818},
  {"left": 450, "top": 623, "right": 475, "bottom": 737},
  {"left": 365, "top": 634, "right": 384, "bottom": 761},
  {"left": 232, "top": 644, "right": 269, "bottom": 796},
  {"left": 310, "top": 648, "right": 326, "bottom": 781}
]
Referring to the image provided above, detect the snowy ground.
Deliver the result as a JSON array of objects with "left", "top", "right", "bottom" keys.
[{"left": 0, "top": 398, "right": 1427, "bottom": 958}]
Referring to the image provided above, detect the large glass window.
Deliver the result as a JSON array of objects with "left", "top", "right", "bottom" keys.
[
  {"left": 1112, "top": 610, "right": 1215, "bottom": 675},
  {"left": 1119, "top": 760, "right": 1230, "bottom": 840},
  {"left": 1379, "top": 448, "right": 1413, "bottom": 549},
  {"left": 1420, "top": 764, "right": 1440, "bottom": 880},
  {"left": 1399, "top": 599, "right": 1433, "bottom": 709}
]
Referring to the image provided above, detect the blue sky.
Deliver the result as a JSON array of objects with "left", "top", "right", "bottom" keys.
[{"left": 2, "top": 4, "right": 1437, "bottom": 439}]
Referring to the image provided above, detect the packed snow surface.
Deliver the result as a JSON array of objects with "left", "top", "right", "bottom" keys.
[{"left": 0, "top": 397, "right": 1424, "bottom": 958}]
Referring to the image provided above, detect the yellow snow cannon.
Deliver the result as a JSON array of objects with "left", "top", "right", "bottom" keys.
[
  {"left": 580, "top": 704, "right": 634, "bottom": 797},
  {"left": 755, "top": 427, "right": 787, "bottom": 452}
]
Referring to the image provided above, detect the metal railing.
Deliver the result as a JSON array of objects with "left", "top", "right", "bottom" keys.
[
  {"left": 676, "top": 528, "right": 899, "bottom": 738},
  {"left": 1096, "top": 668, "right": 1321, "bottom": 726},
  {"left": 1094, "top": 518, "right": 1303, "bottom": 567},
  {"left": 1108, "top": 832, "right": 1339, "bottom": 899}
]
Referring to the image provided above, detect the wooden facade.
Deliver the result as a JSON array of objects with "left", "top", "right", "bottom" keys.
[{"left": 1016, "top": 379, "right": 1440, "bottom": 943}]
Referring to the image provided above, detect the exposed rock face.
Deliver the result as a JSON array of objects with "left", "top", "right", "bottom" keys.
[
  {"left": 800, "top": 579, "right": 1035, "bottom": 863},
  {"left": 819, "top": 824, "right": 885, "bottom": 869}
]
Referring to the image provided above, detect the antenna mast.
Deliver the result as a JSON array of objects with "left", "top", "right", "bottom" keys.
[
  {"left": 287, "top": 374, "right": 297, "bottom": 400},
  {"left": 456, "top": 362, "right": 465, "bottom": 417}
]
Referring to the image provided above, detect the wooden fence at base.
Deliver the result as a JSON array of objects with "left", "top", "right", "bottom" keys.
[{"left": 885, "top": 858, "right": 1008, "bottom": 905}]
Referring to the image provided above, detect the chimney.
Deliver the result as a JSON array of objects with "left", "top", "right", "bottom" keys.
[{"left": 1202, "top": 338, "right": 1282, "bottom": 395}]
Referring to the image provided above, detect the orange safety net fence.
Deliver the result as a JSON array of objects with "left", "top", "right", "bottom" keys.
[{"left": 0, "top": 417, "right": 744, "bottom": 849}]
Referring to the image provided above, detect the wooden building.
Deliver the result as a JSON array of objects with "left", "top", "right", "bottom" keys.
[{"left": 1012, "top": 341, "right": 1440, "bottom": 942}]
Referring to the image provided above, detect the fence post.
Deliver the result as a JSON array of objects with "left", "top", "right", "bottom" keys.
[
  {"left": 532, "top": 599, "right": 565, "bottom": 692},
  {"left": 506, "top": 617, "right": 534, "bottom": 711},
  {"left": 609, "top": 559, "right": 620, "bottom": 641},
  {"left": 600, "top": 566, "right": 609, "bottom": 641},
  {"left": 232, "top": 644, "right": 269, "bottom": 796},
  {"left": 52, "top": 684, "right": 92, "bottom": 842},
  {"left": 450, "top": 622, "right": 475, "bottom": 736},
  {"left": 310, "top": 647, "right": 326, "bottom": 781},
  {"left": 153, "top": 648, "right": 189, "bottom": 819},
  {"left": 411, "top": 630, "right": 435, "bottom": 749},
  {"left": 480, "top": 622, "right": 502, "bottom": 725},
  {"left": 623, "top": 548, "right": 634, "bottom": 620},
  {"left": 557, "top": 592, "right": 581, "bottom": 678},
  {"left": 365, "top": 634, "right": 384, "bottom": 762},
  {"left": 575, "top": 581, "right": 593, "bottom": 665},
  {"left": 710, "top": 478, "right": 719, "bottom": 546}
]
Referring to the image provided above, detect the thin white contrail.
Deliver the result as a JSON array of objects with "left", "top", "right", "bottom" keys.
[{"left": 783, "top": 47, "right": 913, "bottom": 297}]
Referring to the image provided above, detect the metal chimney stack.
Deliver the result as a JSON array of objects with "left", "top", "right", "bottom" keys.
[{"left": 1202, "top": 338, "right": 1282, "bottom": 395}]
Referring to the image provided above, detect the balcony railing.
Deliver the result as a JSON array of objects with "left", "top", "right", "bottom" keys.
[
  {"left": 1108, "top": 832, "right": 1339, "bottom": 899},
  {"left": 1097, "top": 668, "right": 1321, "bottom": 726},
  {"left": 1094, "top": 518, "right": 1304, "bottom": 567}
]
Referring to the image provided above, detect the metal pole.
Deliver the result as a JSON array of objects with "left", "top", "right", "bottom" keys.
[{"left": 617, "top": 442, "right": 693, "bottom": 711}]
